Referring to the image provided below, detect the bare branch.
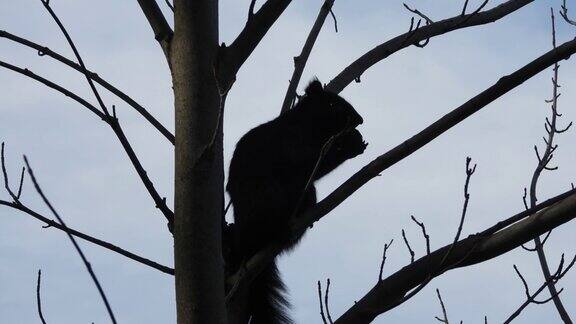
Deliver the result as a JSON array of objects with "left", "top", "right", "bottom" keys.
[
  {"left": 0, "top": 30, "right": 174, "bottom": 144},
  {"left": 165, "top": 0, "right": 174, "bottom": 12},
  {"left": 219, "top": 0, "right": 292, "bottom": 88},
  {"left": 0, "top": 61, "right": 174, "bottom": 228},
  {"left": 280, "top": 0, "right": 337, "bottom": 113},
  {"left": 24, "top": 156, "right": 117, "bottom": 324},
  {"left": 524, "top": 9, "right": 572, "bottom": 321},
  {"left": 434, "top": 289, "right": 449, "bottom": 324},
  {"left": 326, "top": 0, "right": 534, "bottom": 94},
  {"left": 0, "top": 199, "right": 173, "bottom": 275},
  {"left": 40, "top": 0, "right": 110, "bottom": 116},
  {"left": 411, "top": 215, "right": 430, "bottom": 255},
  {"left": 318, "top": 280, "right": 328, "bottom": 324},
  {"left": 402, "top": 229, "right": 415, "bottom": 263},
  {"left": 334, "top": 193, "right": 576, "bottom": 324},
  {"left": 136, "top": 0, "right": 173, "bottom": 62},
  {"left": 504, "top": 254, "right": 576, "bottom": 323},
  {"left": 560, "top": 0, "right": 576, "bottom": 26},
  {"left": 325, "top": 279, "right": 334, "bottom": 324},
  {"left": 1, "top": 143, "right": 21, "bottom": 202},
  {"left": 36, "top": 269, "right": 47, "bottom": 324},
  {"left": 378, "top": 239, "right": 394, "bottom": 281}
]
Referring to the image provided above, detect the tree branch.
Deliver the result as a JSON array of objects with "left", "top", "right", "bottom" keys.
[
  {"left": 0, "top": 200, "right": 173, "bottom": 275},
  {"left": 218, "top": 0, "right": 292, "bottom": 88},
  {"left": 136, "top": 0, "right": 173, "bottom": 63},
  {"left": 24, "top": 155, "right": 117, "bottom": 324},
  {"left": 326, "top": 0, "right": 534, "bottom": 94},
  {"left": 36, "top": 269, "right": 47, "bottom": 324},
  {"left": 334, "top": 193, "right": 576, "bottom": 324},
  {"left": 280, "top": 0, "right": 336, "bottom": 113},
  {"left": 0, "top": 60, "right": 175, "bottom": 228},
  {"left": 0, "top": 30, "right": 174, "bottom": 144}
]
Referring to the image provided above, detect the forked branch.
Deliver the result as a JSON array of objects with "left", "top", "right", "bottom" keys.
[{"left": 326, "top": 0, "right": 534, "bottom": 94}]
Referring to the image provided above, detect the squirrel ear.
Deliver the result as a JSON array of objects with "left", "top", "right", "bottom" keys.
[{"left": 305, "top": 79, "right": 323, "bottom": 96}]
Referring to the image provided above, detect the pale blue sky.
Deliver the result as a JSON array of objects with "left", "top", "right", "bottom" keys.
[{"left": 1, "top": 1, "right": 575, "bottom": 323}]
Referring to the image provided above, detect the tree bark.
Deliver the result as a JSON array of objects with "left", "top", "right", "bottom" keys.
[{"left": 172, "top": 1, "right": 227, "bottom": 323}]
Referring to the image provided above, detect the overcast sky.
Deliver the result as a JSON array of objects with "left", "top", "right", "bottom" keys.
[{"left": 1, "top": 1, "right": 576, "bottom": 323}]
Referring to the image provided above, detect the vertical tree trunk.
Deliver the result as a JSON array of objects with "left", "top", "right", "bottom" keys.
[{"left": 172, "top": 1, "right": 226, "bottom": 323}]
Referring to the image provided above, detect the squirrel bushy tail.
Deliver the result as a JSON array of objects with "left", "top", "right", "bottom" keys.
[{"left": 248, "top": 261, "right": 292, "bottom": 324}]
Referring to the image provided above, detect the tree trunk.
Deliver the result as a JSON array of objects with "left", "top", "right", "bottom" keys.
[{"left": 172, "top": 1, "right": 226, "bottom": 323}]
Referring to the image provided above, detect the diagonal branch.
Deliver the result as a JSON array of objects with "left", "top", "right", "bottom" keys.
[
  {"left": 280, "top": 0, "right": 337, "bottom": 114},
  {"left": 218, "top": 0, "right": 292, "bottom": 88},
  {"left": 225, "top": 36, "right": 576, "bottom": 299},
  {"left": 334, "top": 193, "right": 576, "bottom": 324},
  {"left": 0, "top": 200, "right": 173, "bottom": 275},
  {"left": 0, "top": 60, "right": 174, "bottom": 227},
  {"left": 136, "top": 0, "right": 173, "bottom": 63},
  {"left": 24, "top": 156, "right": 117, "bottom": 324},
  {"left": 326, "top": 0, "right": 534, "bottom": 94},
  {"left": 0, "top": 30, "right": 174, "bottom": 144}
]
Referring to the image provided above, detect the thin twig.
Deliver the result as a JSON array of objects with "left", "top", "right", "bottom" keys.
[
  {"left": 0, "top": 30, "right": 174, "bottom": 144},
  {"left": 378, "top": 239, "right": 394, "bottom": 281},
  {"left": 560, "top": 0, "right": 576, "bottom": 26},
  {"left": 401, "top": 229, "right": 415, "bottom": 263},
  {"left": 36, "top": 269, "right": 47, "bottom": 324},
  {"left": 1, "top": 143, "right": 20, "bottom": 202},
  {"left": 165, "top": 0, "right": 174, "bottom": 12},
  {"left": 0, "top": 199, "right": 173, "bottom": 274},
  {"left": 280, "top": 0, "right": 336, "bottom": 113},
  {"left": 318, "top": 281, "right": 328, "bottom": 324},
  {"left": 504, "top": 254, "right": 576, "bottom": 323},
  {"left": 434, "top": 288, "right": 449, "bottom": 324},
  {"left": 325, "top": 279, "right": 334, "bottom": 324},
  {"left": 524, "top": 9, "right": 572, "bottom": 322},
  {"left": 24, "top": 156, "right": 117, "bottom": 323},
  {"left": 0, "top": 60, "right": 174, "bottom": 228},
  {"left": 40, "top": 0, "right": 109, "bottom": 116},
  {"left": 411, "top": 215, "right": 430, "bottom": 255}
]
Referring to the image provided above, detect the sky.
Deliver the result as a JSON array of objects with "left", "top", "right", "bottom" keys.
[{"left": 1, "top": 0, "right": 576, "bottom": 323}]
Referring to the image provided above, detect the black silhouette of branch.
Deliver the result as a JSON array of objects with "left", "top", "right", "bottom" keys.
[
  {"left": 40, "top": 0, "right": 109, "bottom": 116},
  {"left": 318, "top": 279, "right": 334, "bottom": 324},
  {"left": 326, "top": 0, "right": 533, "bottom": 94},
  {"left": 504, "top": 255, "right": 576, "bottom": 323},
  {"left": 136, "top": 0, "right": 173, "bottom": 62},
  {"left": 402, "top": 229, "right": 415, "bottom": 263},
  {"left": 40, "top": 1, "right": 175, "bottom": 228},
  {"left": 378, "top": 239, "right": 394, "bottom": 281},
  {"left": 218, "top": 0, "right": 293, "bottom": 88},
  {"left": 523, "top": 9, "right": 572, "bottom": 322},
  {"left": 24, "top": 156, "right": 117, "bottom": 324},
  {"left": 1, "top": 199, "right": 174, "bottom": 274},
  {"left": 0, "top": 60, "right": 174, "bottom": 228},
  {"left": 0, "top": 30, "right": 174, "bottom": 144},
  {"left": 434, "top": 289, "right": 449, "bottom": 324},
  {"left": 165, "top": 0, "right": 174, "bottom": 12},
  {"left": 280, "top": 0, "right": 337, "bottom": 113},
  {"left": 333, "top": 192, "right": 576, "bottom": 324},
  {"left": 318, "top": 280, "right": 328, "bottom": 324},
  {"left": 226, "top": 38, "right": 576, "bottom": 301},
  {"left": 560, "top": 0, "right": 576, "bottom": 26},
  {"left": 36, "top": 269, "right": 47, "bottom": 324},
  {"left": 0, "top": 143, "right": 173, "bottom": 275},
  {"left": 411, "top": 215, "right": 430, "bottom": 255},
  {"left": 369, "top": 157, "right": 476, "bottom": 317}
]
